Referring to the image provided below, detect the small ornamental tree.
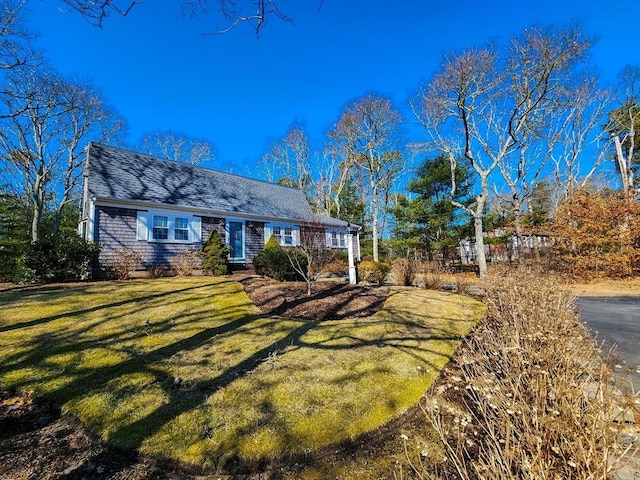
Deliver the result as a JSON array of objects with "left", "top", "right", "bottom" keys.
[
  {"left": 286, "top": 224, "right": 336, "bottom": 296},
  {"left": 201, "top": 231, "right": 230, "bottom": 276}
]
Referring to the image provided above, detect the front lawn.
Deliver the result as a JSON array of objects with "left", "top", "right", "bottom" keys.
[{"left": 0, "top": 277, "right": 484, "bottom": 472}]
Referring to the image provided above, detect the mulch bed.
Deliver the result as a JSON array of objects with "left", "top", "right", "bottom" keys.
[{"left": 239, "top": 276, "right": 389, "bottom": 321}]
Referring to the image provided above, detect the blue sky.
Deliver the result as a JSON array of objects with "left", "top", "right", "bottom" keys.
[{"left": 27, "top": 0, "right": 640, "bottom": 175}]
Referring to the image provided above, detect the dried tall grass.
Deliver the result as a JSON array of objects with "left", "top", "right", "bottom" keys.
[{"left": 417, "top": 271, "right": 638, "bottom": 479}]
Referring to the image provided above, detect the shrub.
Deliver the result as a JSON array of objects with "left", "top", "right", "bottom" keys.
[
  {"left": 417, "top": 261, "right": 444, "bottom": 290},
  {"left": 148, "top": 264, "right": 166, "bottom": 278},
  {"left": 19, "top": 231, "right": 101, "bottom": 283},
  {"left": 322, "top": 258, "right": 348, "bottom": 276},
  {"left": 357, "top": 260, "right": 390, "bottom": 284},
  {"left": 253, "top": 235, "right": 304, "bottom": 281},
  {"left": 422, "top": 271, "right": 638, "bottom": 479},
  {"left": 201, "top": 231, "right": 230, "bottom": 276},
  {"left": 109, "top": 248, "right": 146, "bottom": 280},
  {"left": 551, "top": 188, "right": 640, "bottom": 279},
  {"left": 170, "top": 249, "right": 201, "bottom": 276},
  {"left": 390, "top": 257, "right": 417, "bottom": 286}
]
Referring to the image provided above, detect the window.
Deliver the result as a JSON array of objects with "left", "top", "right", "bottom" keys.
[
  {"left": 137, "top": 211, "right": 202, "bottom": 244},
  {"left": 328, "top": 230, "right": 348, "bottom": 248},
  {"left": 272, "top": 226, "right": 282, "bottom": 244},
  {"left": 78, "top": 220, "right": 88, "bottom": 240},
  {"left": 152, "top": 215, "right": 169, "bottom": 240},
  {"left": 174, "top": 217, "right": 189, "bottom": 241},
  {"left": 267, "top": 223, "right": 299, "bottom": 247},
  {"left": 332, "top": 231, "right": 347, "bottom": 248},
  {"left": 283, "top": 226, "right": 293, "bottom": 245}
]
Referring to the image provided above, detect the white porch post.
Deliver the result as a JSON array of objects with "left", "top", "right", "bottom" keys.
[{"left": 347, "top": 229, "right": 357, "bottom": 285}]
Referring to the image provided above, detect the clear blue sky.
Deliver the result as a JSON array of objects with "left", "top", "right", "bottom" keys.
[{"left": 27, "top": 0, "right": 640, "bottom": 175}]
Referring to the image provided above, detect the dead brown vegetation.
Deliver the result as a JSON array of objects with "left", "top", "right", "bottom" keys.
[{"left": 412, "top": 271, "right": 639, "bottom": 479}]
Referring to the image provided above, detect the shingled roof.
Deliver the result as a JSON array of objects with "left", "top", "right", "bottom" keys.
[{"left": 86, "top": 143, "right": 341, "bottom": 224}]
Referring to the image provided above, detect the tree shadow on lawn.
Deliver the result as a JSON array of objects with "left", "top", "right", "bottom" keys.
[
  {"left": 0, "top": 280, "right": 223, "bottom": 334},
  {"left": 239, "top": 277, "right": 389, "bottom": 321},
  {"left": 0, "top": 281, "right": 480, "bottom": 477}
]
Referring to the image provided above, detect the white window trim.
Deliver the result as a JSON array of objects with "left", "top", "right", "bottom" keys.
[
  {"left": 265, "top": 222, "right": 300, "bottom": 247},
  {"left": 326, "top": 228, "right": 348, "bottom": 249},
  {"left": 137, "top": 210, "right": 202, "bottom": 244}
]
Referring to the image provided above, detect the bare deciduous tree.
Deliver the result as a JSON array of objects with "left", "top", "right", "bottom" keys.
[
  {"left": 59, "top": 0, "right": 300, "bottom": 35},
  {"left": 184, "top": 0, "right": 293, "bottom": 35},
  {"left": 312, "top": 146, "right": 354, "bottom": 219},
  {"left": 0, "top": 67, "right": 124, "bottom": 241},
  {"left": 0, "top": 0, "right": 35, "bottom": 72},
  {"left": 606, "top": 65, "right": 639, "bottom": 196},
  {"left": 286, "top": 222, "right": 335, "bottom": 296},
  {"left": 329, "top": 94, "right": 403, "bottom": 262},
  {"left": 258, "top": 122, "right": 311, "bottom": 191},
  {"left": 141, "top": 131, "right": 216, "bottom": 165},
  {"left": 411, "top": 25, "right": 592, "bottom": 276},
  {"left": 59, "top": 0, "right": 143, "bottom": 27},
  {"left": 548, "top": 78, "right": 612, "bottom": 202}
]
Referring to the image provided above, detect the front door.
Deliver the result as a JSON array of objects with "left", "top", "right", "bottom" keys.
[{"left": 227, "top": 220, "right": 245, "bottom": 262}]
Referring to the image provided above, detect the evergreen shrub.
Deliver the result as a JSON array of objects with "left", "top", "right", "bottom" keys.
[
  {"left": 253, "top": 235, "right": 305, "bottom": 281},
  {"left": 201, "top": 231, "right": 230, "bottom": 276},
  {"left": 18, "top": 231, "right": 101, "bottom": 283}
]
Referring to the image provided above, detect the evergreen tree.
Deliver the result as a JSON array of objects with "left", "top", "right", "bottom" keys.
[
  {"left": 390, "top": 155, "right": 472, "bottom": 259},
  {"left": 0, "top": 194, "right": 30, "bottom": 280},
  {"left": 201, "top": 231, "right": 230, "bottom": 275}
]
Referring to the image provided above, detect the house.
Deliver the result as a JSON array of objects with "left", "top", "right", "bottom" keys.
[{"left": 79, "top": 143, "right": 360, "bottom": 280}]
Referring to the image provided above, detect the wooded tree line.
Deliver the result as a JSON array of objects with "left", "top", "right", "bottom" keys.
[{"left": 1, "top": 0, "right": 638, "bottom": 282}]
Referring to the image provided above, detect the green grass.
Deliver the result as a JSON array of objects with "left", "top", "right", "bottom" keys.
[{"left": 0, "top": 277, "right": 484, "bottom": 470}]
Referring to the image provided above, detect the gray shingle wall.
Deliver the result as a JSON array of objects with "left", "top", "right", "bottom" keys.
[
  {"left": 95, "top": 207, "right": 268, "bottom": 272},
  {"left": 96, "top": 206, "right": 204, "bottom": 271},
  {"left": 202, "top": 216, "right": 225, "bottom": 244},
  {"left": 94, "top": 206, "right": 139, "bottom": 266},
  {"left": 246, "top": 221, "right": 265, "bottom": 260}
]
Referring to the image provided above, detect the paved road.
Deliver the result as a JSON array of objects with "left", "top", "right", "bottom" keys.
[{"left": 575, "top": 296, "right": 640, "bottom": 392}]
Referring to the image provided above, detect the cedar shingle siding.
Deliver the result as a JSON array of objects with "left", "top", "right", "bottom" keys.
[
  {"left": 246, "top": 221, "right": 265, "bottom": 260},
  {"left": 96, "top": 206, "right": 204, "bottom": 269},
  {"left": 95, "top": 206, "right": 138, "bottom": 266},
  {"left": 201, "top": 216, "right": 226, "bottom": 245},
  {"left": 95, "top": 207, "right": 268, "bottom": 270}
]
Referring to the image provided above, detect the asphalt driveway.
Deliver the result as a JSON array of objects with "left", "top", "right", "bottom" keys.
[{"left": 575, "top": 296, "right": 640, "bottom": 392}]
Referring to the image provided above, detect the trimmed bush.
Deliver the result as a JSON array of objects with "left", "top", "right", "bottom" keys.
[
  {"left": 108, "top": 247, "right": 146, "bottom": 280},
  {"left": 201, "top": 231, "right": 230, "bottom": 275},
  {"left": 357, "top": 260, "right": 390, "bottom": 284},
  {"left": 322, "top": 258, "right": 348, "bottom": 276},
  {"left": 253, "top": 235, "right": 305, "bottom": 281},
  {"left": 390, "top": 257, "right": 417, "bottom": 286},
  {"left": 423, "top": 271, "right": 637, "bottom": 479},
  {"left": 18, "top": 231, "right": 101, "bottom": 283}
]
